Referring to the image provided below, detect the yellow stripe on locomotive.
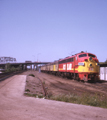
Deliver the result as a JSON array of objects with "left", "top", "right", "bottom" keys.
[{"left": 78, "top": 58, "right": 99, "bottom": 73}]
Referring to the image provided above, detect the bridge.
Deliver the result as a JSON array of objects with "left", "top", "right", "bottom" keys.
[
  {"left": 0, "top": 62, "right": 50, "bottom": 71},
  {"left": 0, "top": 56, "right": 50, "bottom": 70}
]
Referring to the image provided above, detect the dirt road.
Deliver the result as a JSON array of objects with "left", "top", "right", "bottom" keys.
[{"left": 0, "top": 75, "right": 107, "bottom": 120}]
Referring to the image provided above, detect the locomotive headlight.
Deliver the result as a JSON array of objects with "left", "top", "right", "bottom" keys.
[{"left": 89, "top": 63, "right": 92, "bottom": 66}]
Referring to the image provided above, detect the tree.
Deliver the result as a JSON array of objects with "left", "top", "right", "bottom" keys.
[{"left": 105, "top": 59, "right": 107, "bottom": 63}]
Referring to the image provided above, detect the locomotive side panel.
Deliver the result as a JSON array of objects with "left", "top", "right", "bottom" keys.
[
  {"left": 66, "top": 57, "right": 75, "bottom": 73},
  {"left": 59, "top": 63, "right": 66, "bottom": 72},
  {"left": 58, "top": 59, "right": 67, "bottom": 72}
]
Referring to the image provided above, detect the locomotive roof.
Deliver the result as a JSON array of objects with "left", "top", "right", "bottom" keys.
[
  {"left": 58, "top": 52, "right": 96, "bottom": 62},
  {"left": 41, "top": 52, "right": 97, "bottom": 67},
  {"left": 58, "top": 54, "right": 75, "bottom": 61},
  {"left": 77, "top": 52, "right": 96, "bottom": 56}
]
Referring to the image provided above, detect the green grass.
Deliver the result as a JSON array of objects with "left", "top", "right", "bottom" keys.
[{"left": 48, "top": 93, "right": 107, "bottom": 108}]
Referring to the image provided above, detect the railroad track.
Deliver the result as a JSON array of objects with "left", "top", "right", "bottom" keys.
[
  {"left": 0, "top": 71, "right": 26, "bottom": 82},
  {"left": 23, "top": 71, "right": 107, "bottom": 97},
  {"left": 37, "top": 73, "right": 107, "bottom": 95},
  {"left": 35, "top": 74, "right": 89, "bottom": 95},
  {"left": 84, "top": 82, "right": 107, "bottom": 92},
  {"left": 36, "top": 77, "right": 48, "bottom": 97},
  {"left": 0, "top": 75, "right": 16, "bottom": 90}
]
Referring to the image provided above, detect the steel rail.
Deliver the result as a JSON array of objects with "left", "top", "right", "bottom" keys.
[
  {"left": 0, "top": 71, "right": 26, "bottom": 82},
  {"left": 36, "top": 77, "right": 48, "bottom": 97}
]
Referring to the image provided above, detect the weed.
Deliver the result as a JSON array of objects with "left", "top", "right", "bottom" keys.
[
  {"left": 42, "top": 81, "right": 45, "bottom": 85},
  {"left": 24, "top": 93, "right": 44, "bottom": 98},
  {"left": 38, "top": 94, "right": 44, "bottom": 98},
  {"left": 47, "top": 92, "right": 53, "bottom": 98},
  {"left": 48, "top": 93, "right": 107, "bottom": 108},
  {"left": 29, "top": 74, "right": 35, "bottom": 77},
  {"left": 25, "top": 89, "right": 30, "bottom": 92},
  {"left": 24, "top": 93, "right": 32, "bottom": 97}
]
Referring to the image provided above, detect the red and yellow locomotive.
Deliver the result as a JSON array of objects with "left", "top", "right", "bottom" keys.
[{"left": 41, "top": 51, "right": 99, "bottom": 82}]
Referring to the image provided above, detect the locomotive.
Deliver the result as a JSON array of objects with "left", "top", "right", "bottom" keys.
[{"left": 41, "top": 51, "right": 99, "bottom": 82}]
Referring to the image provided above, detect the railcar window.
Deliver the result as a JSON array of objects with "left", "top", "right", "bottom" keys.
[
  {"left": 79, "top": 54, "right": 87, "bottom": 58},
  {"left": 88, "top": 54, "right": 96, "bottom": 58}
]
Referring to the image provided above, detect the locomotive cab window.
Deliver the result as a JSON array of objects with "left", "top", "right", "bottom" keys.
[
  {"left": 88, "top": 54, "right": 96, "bottom": 58},
  {"left": 79, "top": 54, "right": 87, "bottom": 58}
]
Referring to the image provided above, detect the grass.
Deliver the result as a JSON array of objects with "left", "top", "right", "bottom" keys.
[
  {"left": 48, "top": 93, "right": 107, "bottom": 108},
  {"left": 24, "top": 93, "right": 44, "bottom": 98},
  {"left": 29, "top": 74, "right": 35, "bottom": 77},
  {"left": 24, "top": 90, "right": 107, "bottom": 108},
  {"left": 25, "top": 89, "right": 30, "bottom": 92}
]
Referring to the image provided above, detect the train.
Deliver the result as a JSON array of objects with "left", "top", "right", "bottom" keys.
[{"left": 41, "top": 51, "right": 100, "bottom": 82}]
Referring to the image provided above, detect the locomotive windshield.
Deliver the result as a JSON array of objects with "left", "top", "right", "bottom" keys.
[
  {"left": 88, "top": 54, "right": 96, "bottom": 58},
  {"left": 79, "top": 54, "right": 87, "bottom": 58}
]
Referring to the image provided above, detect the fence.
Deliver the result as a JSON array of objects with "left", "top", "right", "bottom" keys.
[{"left": 100, "top": 67, "right": 107, "bottom": 81}]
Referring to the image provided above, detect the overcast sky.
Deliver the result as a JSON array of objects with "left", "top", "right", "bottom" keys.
[{"left": 0, "top": 0, "right": 107, "bottom": 62}]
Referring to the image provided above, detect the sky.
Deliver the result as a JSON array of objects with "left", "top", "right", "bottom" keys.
[{"left": 0, "top": 0, "right": 107, "bottom": 62}]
